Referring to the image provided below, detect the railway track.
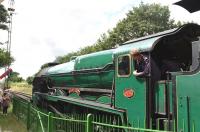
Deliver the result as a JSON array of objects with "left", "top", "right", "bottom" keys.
[{"left": 11, "top": 91, "right": 32, "bottom": 102}]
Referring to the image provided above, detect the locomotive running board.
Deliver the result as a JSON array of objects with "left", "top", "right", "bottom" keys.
[
  {"left": 50, "top": 87, "right": 112, "bottom": 94},
  {"left": 35, "top": 92, "right": 124, "bottom": 115}
]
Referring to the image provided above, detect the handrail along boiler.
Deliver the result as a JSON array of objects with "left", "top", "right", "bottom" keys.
[{"left": 32, "top": 23, "right": 200, "bottom": 131}]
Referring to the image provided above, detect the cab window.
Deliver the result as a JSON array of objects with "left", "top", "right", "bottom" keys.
[{"left": 117, "top": 55, "right": 131, "bottom": 76}]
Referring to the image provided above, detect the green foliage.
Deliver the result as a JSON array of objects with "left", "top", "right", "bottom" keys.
[
  {"left": 57, "top": 52, "right": 79, "bottom": 63},
  {"left": 26, "top": 76, "right": 34, "bottom": 85},
  {"left": 0, "top": 5, "right": 13, "bottom": 68},
  {"left": 9, "top": 71, "right": 24, "bottom": 82},
  {"left": 38, "top": 61, "right": 60, "bottom": 72},
  {"left": 0, "top": 4, "right": 8, "bottom": 30},
  {"left": 56, "top": 3, "right": 182, "bottom": 63},
  {"left": 0, "top": 49, "right": 14, "bottom": 67},
  {"left": 40, "top": 63, "right": 49, "bottom": 69}
]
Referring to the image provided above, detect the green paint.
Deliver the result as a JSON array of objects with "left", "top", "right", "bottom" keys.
[
  {"left": 37, "top": 111, "right": 45, "bottom": 132},
  {"left": 86, "top": 114, "right": 93, "bottom": 132},
  {"left": 48, "top": 70, "right": 114, "bottom": 89},
  {"left": 74, "top": 49, "right": 114, "bottom": 70},
  {"left": 155, "top": 82, "right": 166, "bottom": 113},
  {"left": 48, "top": 112, "right": 53, "bottom": 132},
  {"left": 115, "top": 54, "right": 146, "bottom": 128},
  {"left": 42, "top": 93, "right": 123, "bottom": 115},
  {"left": 26, "top": 102, "right": 31, "bottom": 130},
  {"left": 96, "top": 95, "right": 111, "bottom": 104},
  {"left": 176, "top": 71, "right": 200, "bottom": 132}
]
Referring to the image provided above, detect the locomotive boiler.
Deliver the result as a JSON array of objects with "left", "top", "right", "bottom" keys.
[{"left": 33, "top": 23, "right": 200, "bottom": 131}]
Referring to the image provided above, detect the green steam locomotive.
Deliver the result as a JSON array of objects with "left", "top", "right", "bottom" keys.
[{"left": 32, "top": 23, "right": 200, "bottom": 131}]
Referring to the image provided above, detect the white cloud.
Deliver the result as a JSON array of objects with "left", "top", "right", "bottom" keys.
[
  {"left": 2, "top": 0, "right": 137, "bottom": 79},
  {"left": 150, "top": 0, "right": 200, "bottom": 24},
  {"left": 0, "top": 0, "right": 200, "bottom": 79}
]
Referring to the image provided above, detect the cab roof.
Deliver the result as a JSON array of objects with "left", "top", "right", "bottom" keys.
[
  {"left": 174, "top": 0, "right": 200, "bottom": 13},
  {"left": 114, "top": 23, "right": 200, "bottom": 55}
]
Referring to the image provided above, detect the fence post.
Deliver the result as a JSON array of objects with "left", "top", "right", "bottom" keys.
[
  {"left": 48, "top": 112, "right": 53, "bottom": 132},
  {"left": 27, "top": 102, "right": 31, "bottom": 130},
  {"left": 86, "top": 114, "right": 93, "bottom": 132},
  {"left": 16, "top": 98, "right": 19, "bottom": 119},
  {"left": 12, "top": 98, "right": 15, "bottom": 114}
]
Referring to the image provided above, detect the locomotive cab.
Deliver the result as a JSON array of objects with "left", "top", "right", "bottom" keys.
[
  {"left": 151, "top": 26, "right": 200, "bottom": 130},
  {"left": 114, "top": 23, "right": 200, "bottom": 130}
]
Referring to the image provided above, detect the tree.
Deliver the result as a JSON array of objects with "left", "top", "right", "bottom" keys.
[
  {"left": 26, "top": 76, "right": 34, "bottom": 85},
  {"left": 9, "top": 71, "right": 24, "bottom": 82},
  {"left": 97, "top": 3, "right": 182, "bottom": 49},
  {"left": 0, "top": 4, "right": 8, "bottom": 30},
  {"left": 0, "top": 5, "right": 14, "bottom": 67},
  {"left": 56, "top": 3, "right": 182, "bottom": 63},
  {"left": 0, "top": 49, "right": 14, "bottom": 67}
]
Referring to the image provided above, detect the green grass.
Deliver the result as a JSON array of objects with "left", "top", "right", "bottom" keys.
[
  {"left": 9, "top": 82, "right": 32, "bottom": 95},
  {"left": 0, "top": 104, "right": 27, "bottom": 132}
]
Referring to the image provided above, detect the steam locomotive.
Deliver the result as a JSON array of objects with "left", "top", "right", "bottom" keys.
[{"left": 32, "top": 23, "right": 200, "bottom": 131}]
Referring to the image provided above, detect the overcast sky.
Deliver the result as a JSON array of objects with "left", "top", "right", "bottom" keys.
[{"left": 0, "top": 0, "right": 200, "bottom": 79}]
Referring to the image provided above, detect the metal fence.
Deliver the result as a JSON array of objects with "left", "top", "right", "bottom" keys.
[{"left": 12, "top": 97, "right": 171, "bottom": 132}]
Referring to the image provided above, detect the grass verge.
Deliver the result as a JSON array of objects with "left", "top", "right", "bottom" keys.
[
  {"left": 0, "top": 104, "right": 27, "bottom": 132},
  {"left": 9, "top": 82, "right": 32, "bottom": 95}
]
